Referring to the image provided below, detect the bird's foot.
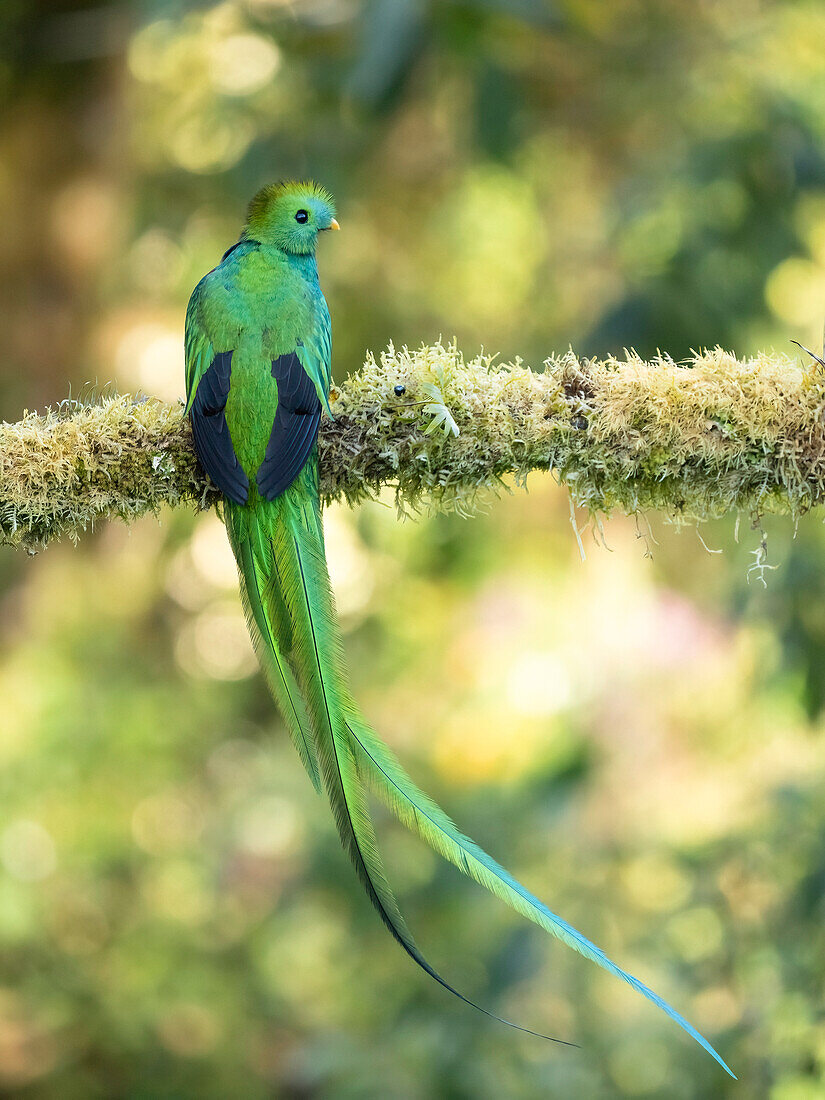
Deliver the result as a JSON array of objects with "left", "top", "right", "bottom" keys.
[{"left": 791, "top": 339, "right": 825, "bottom": 371}]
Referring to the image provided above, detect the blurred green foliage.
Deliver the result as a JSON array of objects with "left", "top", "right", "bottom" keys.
[{"left": 2, "top": 1, "right": 825, "bottom": 1096}]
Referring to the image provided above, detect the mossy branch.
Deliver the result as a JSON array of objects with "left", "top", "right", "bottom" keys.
[{"left": 2, "top": 342, "right": 823, "bottom": 552}]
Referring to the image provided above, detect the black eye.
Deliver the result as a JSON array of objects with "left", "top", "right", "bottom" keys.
[{"left": 295, "top": 209, "right": 309, "bottom": 224}]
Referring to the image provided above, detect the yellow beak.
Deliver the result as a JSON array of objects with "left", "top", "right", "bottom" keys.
[{"left": 329, "top": 218, "right": 340, "bottom": 231}]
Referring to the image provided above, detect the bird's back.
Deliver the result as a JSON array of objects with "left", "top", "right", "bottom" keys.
[{"left": 188, "top": 243, "right": 325, "bottom": 486}]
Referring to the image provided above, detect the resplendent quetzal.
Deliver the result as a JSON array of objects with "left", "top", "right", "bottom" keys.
[{"left": 183, "top": 180, "right": 734, "bottom": 1077}]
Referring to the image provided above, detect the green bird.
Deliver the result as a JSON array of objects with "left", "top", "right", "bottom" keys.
[{"left": 184, "top": 179, "right": 734, "bottom": 1077}]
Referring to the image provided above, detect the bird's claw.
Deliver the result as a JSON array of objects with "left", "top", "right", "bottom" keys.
[{"left": 791, "top": 339, "right": 825, "bottom": 371}]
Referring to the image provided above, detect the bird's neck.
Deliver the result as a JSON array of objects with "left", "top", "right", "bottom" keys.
[
  {"left": 293, "top": 251, "right": 320, "bottom": 284},
  {"left": 262, "top": 244, "right": 319, "bottom": 284}
]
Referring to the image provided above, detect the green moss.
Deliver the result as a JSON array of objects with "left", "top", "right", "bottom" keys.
[{"left": 1, "top": 342, "right": 822, "bottom": 551}]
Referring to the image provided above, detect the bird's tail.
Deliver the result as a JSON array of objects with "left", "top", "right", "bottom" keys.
[
  {"left": 225, "top": 477, "right": 735, "bottom": 1078},
  {"left": 226, "top": 480, "right": 560, "bottom": 1041}
]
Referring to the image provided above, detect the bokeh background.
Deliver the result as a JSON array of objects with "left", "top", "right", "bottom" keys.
[{"left": 1, "top": 1, "right": 825, "bottom": 1096}]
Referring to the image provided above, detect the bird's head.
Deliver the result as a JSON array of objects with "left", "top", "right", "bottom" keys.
[{"left": 245, "top": 180, "right": 339, "bottom": 255}]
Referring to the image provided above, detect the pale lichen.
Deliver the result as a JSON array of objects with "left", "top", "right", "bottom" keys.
[{"left": 1, "top": 342, "right": 823, "bottom": 551}]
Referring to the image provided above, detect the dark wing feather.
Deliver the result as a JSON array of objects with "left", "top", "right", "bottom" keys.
[
  {"left": 221, "top": 238, "right": 260, "bottom": 263},
  {"left": 189, "top": 351, "right": 250, "bottom": 505},
  {"left": 256, "top": 351, "right": 322, "bottom": 500}
]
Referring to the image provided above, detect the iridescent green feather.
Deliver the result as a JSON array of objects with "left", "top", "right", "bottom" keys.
[
  {"left": 224, "top": 504, "right": 321, "bottom": 793},
  {"left": 345, "top": 716, "right": 734, "bottom": 1074},
  {"left": 244, "top": 479, "right": 563, "bottom": 1035},
  {"left": 183, "top": 290, "right": 213, "bottom": 415}
]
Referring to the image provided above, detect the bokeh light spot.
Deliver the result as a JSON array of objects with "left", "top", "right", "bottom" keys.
[
  {"left": 0, "top": 822, "right": 56, "bottom": 883},
  {"left": 210, "top": 34, "right": 281, "bottom": 95}
]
